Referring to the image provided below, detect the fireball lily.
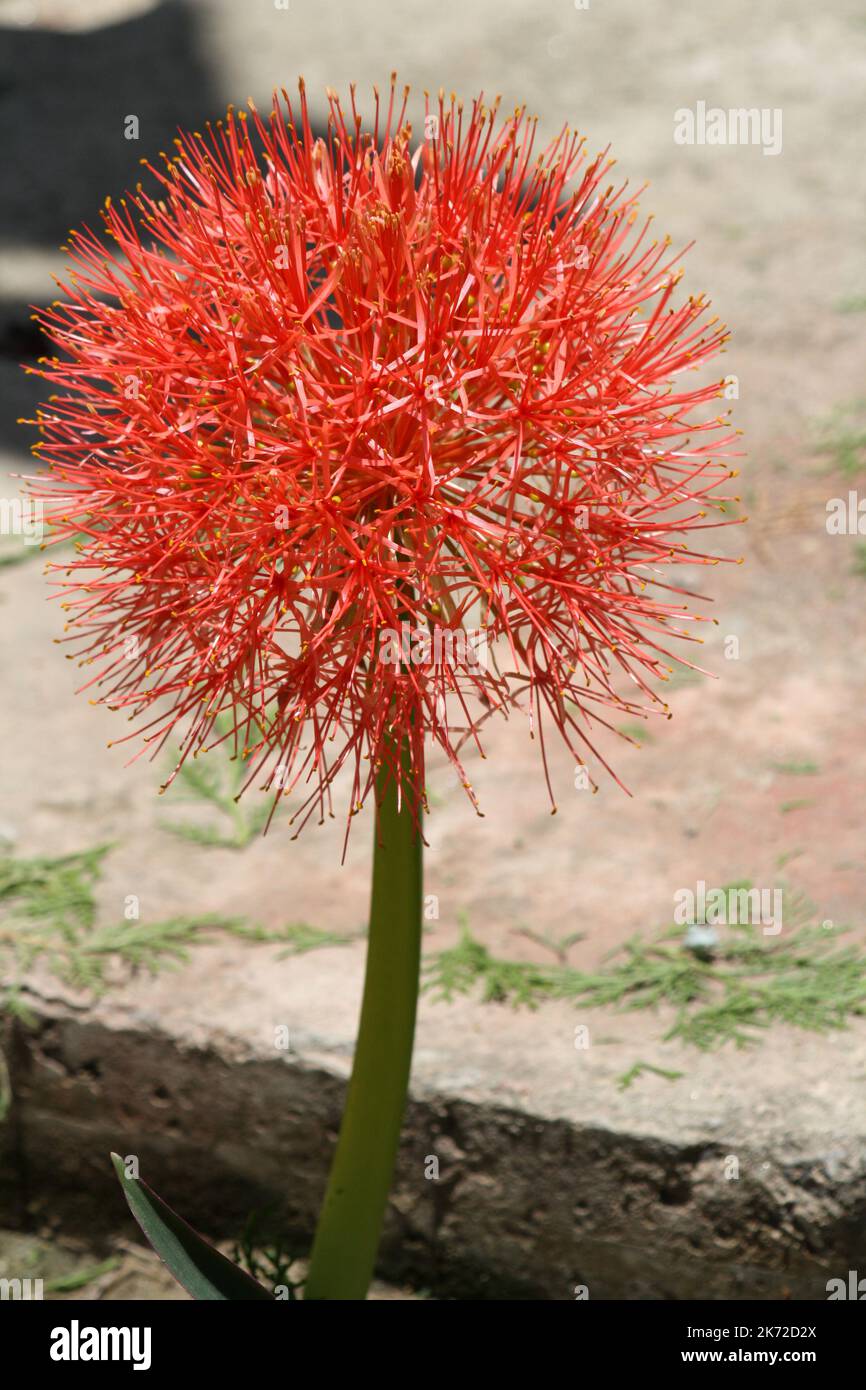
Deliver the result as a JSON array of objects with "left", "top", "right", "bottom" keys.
[{"left": 26, "top": 77, "right": 741, "bottom": 1300}]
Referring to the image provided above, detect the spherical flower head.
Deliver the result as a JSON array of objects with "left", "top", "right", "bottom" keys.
[{"left": 26, "top": 78, "right": 742, "bottom": 839}]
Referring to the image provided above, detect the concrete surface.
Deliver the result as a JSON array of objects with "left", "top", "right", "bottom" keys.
[{"left": 3, "top": 941, "right": 866, "bottom": 1299}]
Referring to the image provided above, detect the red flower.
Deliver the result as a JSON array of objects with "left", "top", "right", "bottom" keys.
[{"left": 26, "top": 78, "right": 741, "bottom": 839}]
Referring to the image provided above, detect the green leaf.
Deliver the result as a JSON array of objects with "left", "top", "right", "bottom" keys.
[{"left": 110, "top": 1153, "right": 274, "bottom": 1300}]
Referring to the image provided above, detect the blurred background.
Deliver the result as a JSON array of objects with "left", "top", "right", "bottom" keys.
[{"left": 0, "top": 0, "right": 864, "bottom": 1301}]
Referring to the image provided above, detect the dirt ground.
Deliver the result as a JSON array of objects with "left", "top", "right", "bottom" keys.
[
  {"left": 0, "top": 0, "right": 864, "bottom": 1295},
  {"left": 0, "top": 1227, "right": 417, "bottom": 1299}
]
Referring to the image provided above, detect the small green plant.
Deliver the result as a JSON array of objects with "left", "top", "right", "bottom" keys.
[
  {"left": 231, "top": 1210, "right": 304, "bottom": 1300},
  {"left": 775, "top": 848, "right": 804, "bottom": 869},
  {"left": 815, "top": 398, "right": 866, "bottom": 475},
  {"left": 423, "top": 915, "right": 559, "bottom": 1007},
  {"left": 834, "top": 293, "right": 866, "bottom": 314},
  {"left": 228, "top": 920, "right": 358, "bottom": 956},
  {"left": 44, "top": 1258, "right": 120, "bottom": 1294},
  {"left": 852, "top": 541, "right": 866, "bottom": 578},
  {"left": 514, "top": 925, "right": 585, "bottom": 965},
  {"left": 618, "top": 722, "right": 654, "bottom": 744},
  {"left": 159, "top": 714, "right": 274, "bottom": 849},
  {"left": 616, "top": 1061, "right": 684, "bottom": 1091},
  {"left": 0, "top": 843, "right": 359, "bottom": 1022},
  {"left": 423, "top": 890, "right": 866, "bottom": 1053},
  {"left": 0, "top": 845, "right": 239, "bottom": 1017},
  {"left": 0, "top": 843, "right": 110, "bottom": 936}
]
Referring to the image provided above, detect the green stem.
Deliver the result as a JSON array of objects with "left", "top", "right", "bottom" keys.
[{"left": 304, "top": 738, "right": 422, "bottom": 1300}]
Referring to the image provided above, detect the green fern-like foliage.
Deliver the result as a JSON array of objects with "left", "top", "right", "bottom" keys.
[
  {"left": 615, "top": 1061, "right": 685, "bottom": 1091},
  {"left": 423, "top": 888, "right": 866, "bottom": 1053},
  {"left": 0, "top": 845, "right": 240, "bottom": 1017},
  {"left": 0, "top": 844, "right": 109, "bottom": 935},
  {"left": 228, "top": 920, "right": 358, "bottom": 956},
  {"left": 0, "top": 843, "right": 358, "bottom": 1021},
  {"left": 423, "top": 918, "right": 559, "bottom": 1007},
  {"left": 159, "top": 713, "right": 275, "bottom": 849},
  {"left": 815, "top": 396, "right": 866, "bottom": 476}
]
